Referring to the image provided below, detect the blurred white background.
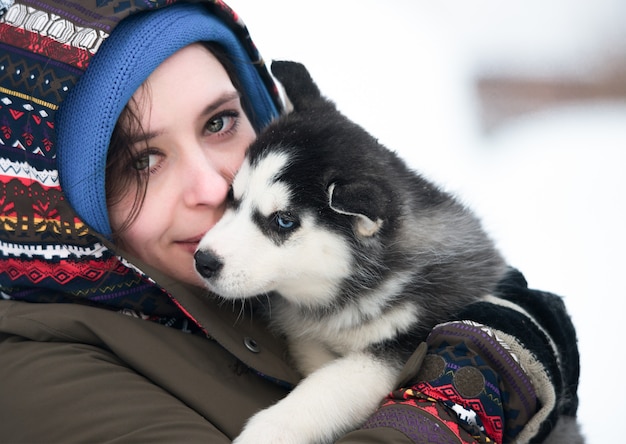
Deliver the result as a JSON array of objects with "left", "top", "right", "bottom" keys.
[{"left": 228, "top": 1, "right": 626, "bottom": 441}]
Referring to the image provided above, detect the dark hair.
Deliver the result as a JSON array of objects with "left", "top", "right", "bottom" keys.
[{"left": 105, "top": 42, "right": 254, "bottom": 241}]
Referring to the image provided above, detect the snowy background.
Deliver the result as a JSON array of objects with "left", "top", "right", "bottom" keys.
[{"left": 227, "top": 1, "right": 626, "bottom": 442}]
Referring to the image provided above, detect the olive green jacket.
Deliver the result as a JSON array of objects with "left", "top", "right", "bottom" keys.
[{"left": 0, "top": 267, "right": 582, "bottom": 443}]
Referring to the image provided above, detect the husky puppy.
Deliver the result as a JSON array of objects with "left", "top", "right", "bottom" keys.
[{"left": 194, "top": 61, "right": 507, "bottom": 444}]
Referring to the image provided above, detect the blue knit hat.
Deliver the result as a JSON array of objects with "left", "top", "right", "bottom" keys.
[{"left": 56, "top": 3, "right": 279, "bottom": 239}]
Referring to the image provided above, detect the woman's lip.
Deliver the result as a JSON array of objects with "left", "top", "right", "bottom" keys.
[
  {"left": 176, "top": 236, "right": 204, "bottom": 252},
  {"left": 179, "top": 237, "right": 203, "bottom": 244}
]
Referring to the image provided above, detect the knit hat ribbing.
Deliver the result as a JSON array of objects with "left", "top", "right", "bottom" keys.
[{"left": 56, "top": 3, "right": 278, "bottom": 239}]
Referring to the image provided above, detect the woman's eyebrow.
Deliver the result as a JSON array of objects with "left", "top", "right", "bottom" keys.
[
  {"left": 200, "top": 91, "right": 242, "bottom": 116},
  {"left": 128, "top": 129, "right": 162, "bottom": 145}
]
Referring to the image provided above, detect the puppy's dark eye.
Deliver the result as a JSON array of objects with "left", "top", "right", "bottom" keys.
[{"left": 273, "top": 211, "right": 299, "bottom": 232}]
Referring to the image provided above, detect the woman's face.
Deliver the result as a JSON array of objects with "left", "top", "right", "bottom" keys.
[{"left": 108, "top": 44, "right": 256, "bottom": 286}]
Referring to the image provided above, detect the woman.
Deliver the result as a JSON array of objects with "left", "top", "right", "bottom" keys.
[{"left": 0, "top": 1, "right": 581, "bottom": 442}]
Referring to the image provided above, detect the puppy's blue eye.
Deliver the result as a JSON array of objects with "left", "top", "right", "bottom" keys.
[
  {"left": 274, "top": 212, "right": 298, "bottom": 231},
  {"left": 277, "top": 215, "right": 294, "bottom": 229}
]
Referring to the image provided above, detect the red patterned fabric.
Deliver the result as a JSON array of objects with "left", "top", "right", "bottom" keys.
[
  {"left": 0, "top": 23, "right": 91, "bottom": 69},
  {"left": 361, "top": 320, "right": 541, "bottom": 443}
]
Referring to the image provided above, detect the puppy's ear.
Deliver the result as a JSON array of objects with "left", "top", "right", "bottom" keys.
[
  {"left": 328, "top": 182, "right": 388, "bottom": 237},
  {"left": 271, "top": 61, "right": 324, "bottom": 111}
]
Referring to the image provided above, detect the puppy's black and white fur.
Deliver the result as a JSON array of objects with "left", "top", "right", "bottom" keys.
[{"left": 195, "top": 61, "right": 507, "bottom": 444}]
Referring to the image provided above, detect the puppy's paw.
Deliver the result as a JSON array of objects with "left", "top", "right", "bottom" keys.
[
  {"left": 233, "top": 408, "right": 309, "bottom": 444},
  {"left": 233, "top": 426, "right": 299, "bottom": 444}
]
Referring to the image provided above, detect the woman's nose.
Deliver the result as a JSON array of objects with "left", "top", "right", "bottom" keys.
[{"left": 181, "top": 154, "right": 231, "bottom": 208}]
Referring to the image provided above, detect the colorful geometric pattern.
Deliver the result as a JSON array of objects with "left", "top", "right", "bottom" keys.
[{"left": 364, "top": 321, "right": 539, "bottom": 444}]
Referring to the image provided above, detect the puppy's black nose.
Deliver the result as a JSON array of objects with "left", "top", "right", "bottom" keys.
[{"left": 194, "top": 249, "right": 223, "bottom": 278}]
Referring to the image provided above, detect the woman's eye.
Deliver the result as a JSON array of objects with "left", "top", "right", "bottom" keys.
[
  {"left": 206, "top": 116, "right": 227, "bottom": 133},
  {"left": 205, "top": 111, "right": 239, "bottom": 135},
  {"left": 132, "top": 151, "right": 160, "bottom": 171}
]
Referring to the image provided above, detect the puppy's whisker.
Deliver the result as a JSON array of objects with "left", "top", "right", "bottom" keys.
[{"left": 234, "top": 299, "right": 246, "bottom": 324}]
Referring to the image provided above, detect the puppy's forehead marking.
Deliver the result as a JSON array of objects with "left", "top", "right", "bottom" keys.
[{"left": 235, "top": 150, "right": 292, "bottom": 215}]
